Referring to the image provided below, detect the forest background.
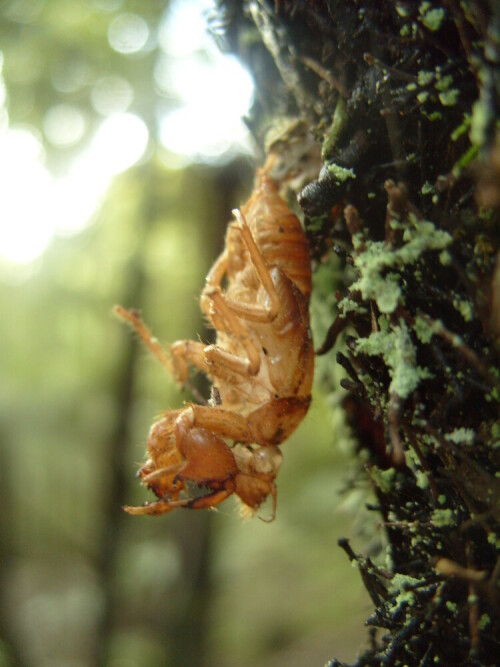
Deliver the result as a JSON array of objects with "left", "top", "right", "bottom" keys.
[{"left": 0, "top": 2, "right": 371, "bottom": 666}]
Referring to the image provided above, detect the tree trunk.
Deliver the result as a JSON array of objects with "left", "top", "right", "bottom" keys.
[{"left": 219, "top": 1, "right": 500, "bottom": 664}]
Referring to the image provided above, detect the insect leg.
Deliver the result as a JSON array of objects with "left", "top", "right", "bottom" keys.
[
  {"left": 200, "top": 248, "right": 229, "bottom": 320},
  {"left": 123, "top": 485, "right": 236, "bottom": 515},
  {"left": 182, "top": 404, "right": 252, "bottom": 442},
  {"left": 114, "top": 306, "right": 173, "bottom": 373},
  {"left": 169, "top": 339, "right": 210, "bottom": 382},
  {"left": 203, "top": 288, "right": 262, "bottom": 376},
  {"left": 115, "top": 307, "right": 206, "bottom": 401},
  {"left": 230, "top": 208, "right": 281, "bottom": 321}
]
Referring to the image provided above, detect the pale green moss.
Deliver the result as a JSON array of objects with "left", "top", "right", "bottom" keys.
[
  {"left": 356, "top": 320, "right": 432, "bottom": 398},
  {"left": 415, "top": 468, "right": 429, "bottom": 489},
  {"left": 470, "top": 98, "right": 490, "bottom": 148},
  {"left": 431, "top": 508, "right": 455, "bottom": 527},
  {"left": 378, "top": 314, "right": 390, "bottom": 331},
  {"left": 434, "top": 74, "right": 453, "bottom": 91},
  {"left": 414, "top": 314, "right": 434, "bottom": 343},
  {"left": 439, "top": 89, "right": 459, "bottom": 106},
  {"left": 451, "top": 145, "right": 479, "bottom": 179},
  {"left": 445, "top": 428, "right": 475, "bottom": 445},
  {"left": 400, "top": 215, "right": 452, "bottom": 261},
  {"left": 368, "top": 466, "right": 396, "bottom": 493},
  {"left": 419, "top": 4, "right": 445, "bottom": 31},
  {"left": 389, "top": 573, "right": 426, "bottom": 595},
  {"left": 426, "top": 110, "right": 443, "bottom": 121},
  {"left": 322, "top": 98, "right": 348, "bottom": 159},
  {"left": 418, "top": 70, "right": 434, "bottom": 86},
  {"left": 337, "top": 296, "right": 367, "bottom": 316},
  {"left": 446, "top": 601, "right": 458, "bottom": 613},
  {"left": 487, "top": 532, "right": 500, "bottom": 549},
  {"left": 349, "top": 216, "right": 451, "bottom": 315},
  {"left": 439, "top": 250, "right": 452, "bottom": 265},
  {"left": 478, "top": 614, "right": 491, "bottom": 630},
  {"left": 327, "top": 163, "right": 356, "bottom": 182},
  {"left": 451, "top": 114, "right": 470, "bottom": 141},
  {"left": 452, "top": 297, "right": 474, "bottom": 321}
]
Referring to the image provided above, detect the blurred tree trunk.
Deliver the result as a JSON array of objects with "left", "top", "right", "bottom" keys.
[
  {"left": 218, "top": 1, "right": 500, "bottom": 664},
  {"left": 92, "top": 164, "right": 154, "bottom": 667},
  {"left": 0, "top": 430, "right": 31, "bottom": 667}
]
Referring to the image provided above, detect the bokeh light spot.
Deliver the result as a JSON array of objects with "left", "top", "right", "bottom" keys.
[
  {"left": 43, "top": 104, "right": 87, "bottom": 147},
  {"left": 108, "top": 13, "right": 149, "bottom": 55},
  {"left": 91, "top": 76, "right": 134, "bottom": 116}
]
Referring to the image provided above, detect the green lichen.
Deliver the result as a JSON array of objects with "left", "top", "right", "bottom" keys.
[
  {"left": 417, "top": 70, "right": 434, "bottom": 87},
  {"left": 389, "top": 573, "right": 426, "bottom": 596},
  {"left": 487, "top": 532, "right": 500, "bottom": 549},
  {"left": 426, "top": 110, "right": 443, "bottom": 122},
  {"left": 414, "top": 314, "right": 434, "bottom": 344},
  {"left": 450, "top": 114, "right": 470, "bottom": 141},
  {"left": 349, "top": 215, "right": 452, "bottom": 315},
  {"left": 452, "top": 297, "right": 474, "bottom": 321},
  {"left": 438, "top": 89, "right": 459, "bottom": 106},
  {"left": 439, "top": 250, "right": 452, "bottom": 265},
  {"left": 431, "top": 508, "right": 455, "bottom": 527},
  {"left": 470, "top": 98, "right": 491, "bottom": 148},
  {"left": 419, "top": 4, "right": 445, "bottom": 31},
  {"left": 368, "top": 465, "right": 396, "bottom": 493},
  {"left": 327, "top": 162, "right": 356, "bottom": 182},
  {"left": 356, "top": 320, "right": 432, "bottom": 398},
  {"left": 399, "top": 216, "right": 452, "bottom": 261},
  {"left": 435, "top": 74, "right": 453, "bottom": 92},
  {"left": 415, "top": 468, "right": 429, "bottom": 489},
  {"left": 322, "top": 97, "right": 348, "bottom": 159},
  {"left": 337, "top": 296, "right": 367, "bottom": 317},
  {"left": 445, "top": 428, "right": 475, "bottom": 445},
  {"left": 451, "top": 145, "right": 479, "bottom": 179},
  {"left": 478, "top": 614, "right": 491, "bottom": 631},
  {"left": 405, "top": 447, "right": 428, "bottom": 489}
]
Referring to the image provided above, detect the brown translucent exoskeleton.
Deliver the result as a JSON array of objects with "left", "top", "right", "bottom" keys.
[{"left": 116, "top": 163, "right": 313, "bottom": 519}]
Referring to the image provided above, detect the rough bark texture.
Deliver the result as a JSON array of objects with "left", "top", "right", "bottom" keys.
[{"left": 216, "top": 1, "right": 500, "bottom": 665}]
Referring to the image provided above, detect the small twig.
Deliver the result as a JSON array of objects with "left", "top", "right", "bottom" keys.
[
  {"left": 419, "top": 314, "right": 499, "bottom": 389},
  {"left": 402, "top": 422, "right": 440, "bottom": 503},
  {"left": 434, "top": 558, "right": 488, "bottom": 583},
  {"left": 363, "top": 53, "right": 417, "bottom": 83},
  {"left": 299, "top": 54, "right": 348, "bottom": 97},
  {"left": 316, "top": 314, "right": 348, "bottom": 354},
  {"left": 388, "top": 392, "right": 405, "bottom": 467}
]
